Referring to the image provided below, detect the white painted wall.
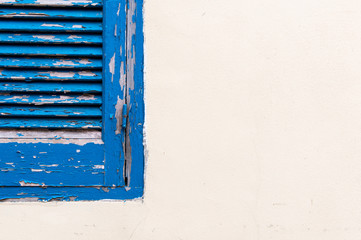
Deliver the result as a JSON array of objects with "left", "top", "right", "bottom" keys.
[{"left": 2, "top": 0, "right": 361, "bottom": 239}]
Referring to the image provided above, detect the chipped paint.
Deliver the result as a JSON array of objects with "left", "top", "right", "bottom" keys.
[
  {"left": 79, "top": 59, "right": 92, "bottom": 65},
  {"left": 41, "top": 23, "right": 64, "bottom": 28},
  {"left": 120, "top": 61, "right": 125, "bottom": 90},
  {"left": 109, "top": 53, "right": 115, "bottom": 82},
  {"left": 79, "top": 71, "right": 96, "bottom": 77},
  {"left": 93, "top": 165, "right": 104, "bottom": 169},
  {"left": 72, "top": 25, "right": 84, "bottom": 29},
  {"left": 42, "top": 71, "right": 75, "bottom": 78},
  {"left": 115, "top": 96, "right": 124, "bottom": 135},
  {"left": 33, "top": 35, "right": 55, "bottom": 40},
  {"left": 126, "top": 0, "right": 137, "bottom": 92},
  {"left": 68, "top": 35, "right": 81, "bottom": 39},
  {"left": 19, "top": 180, "right": 42, "bottom": 187},
  {"left": 53, "top": 60, "right": 76, "bottom": 66},
  {"left": 0, "top": 0, "right": 145, "bottom": 201}
]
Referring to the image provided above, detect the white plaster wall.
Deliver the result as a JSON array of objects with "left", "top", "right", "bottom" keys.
[{"left": 1, "top": 0, "right": 361, "bottom": 239}]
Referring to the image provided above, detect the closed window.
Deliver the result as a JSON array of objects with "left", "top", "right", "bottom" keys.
[{"left": 0, "top": 0, "right": 144, "bottom": 201}]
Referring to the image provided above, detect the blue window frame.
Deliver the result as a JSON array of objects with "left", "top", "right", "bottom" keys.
[{"left": 0, "top": 0, "right": 144, "bottom": 201}]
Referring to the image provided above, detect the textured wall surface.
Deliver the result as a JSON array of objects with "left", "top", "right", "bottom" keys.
[{"left": 1, "top": 0, "right": 361, "bottom": 239}]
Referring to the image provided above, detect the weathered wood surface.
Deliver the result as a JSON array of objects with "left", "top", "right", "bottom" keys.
[
  {"left": 0, "top": 0, "right": 103, "bottom": 135},
  {"left": 0, "top": 69, "right": 102, "bottom": 81},
  {"left": 0, "top": 20, "right": 102, "bottom": 32},
  {"left": 0, "top": 0, "right": 145, "bottom": 199},
  {"left": 0, "top": 118, "right": 101, "bottom": 129},
  {"left": 102, "top": 0, "right": 127, "bottom": 186},
  {"left": 0, "top": 45, "right": 102, "bottom": 56},
  {"left": 0, "top": 129, "right": 101, "bottom": 139},
  {"left": 0, "top": 142, "right": 105, "bottom": 186},
  {"left": 0, "top": 33, "right": 102, "bottom": 45},
  {"left": 0, "top": 82, "right": 102, "bottom": 93},
  {"left": 0, "top": 58, "right": 102, "bottom": 69},
  {"left": 0, "top": 94, "right": 101, "bottom": 105},
  {"left": 0, "top": 8, "right": 102, "bottom": 19},
  {"left": 0, "top": 105, "right": 101, "bottom": 117},
  {"left": 0, "top": 0, "right": 106, "bottom": 190}
]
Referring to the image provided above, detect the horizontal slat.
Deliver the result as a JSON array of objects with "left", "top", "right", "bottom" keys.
[
  {"left": 0, "top": 129, "right": 101, "bottom": 139},
  {"left": 0, "top": 57, "right": 102, "bottom": 69},
  {"left": 0, "top": 33, "right": 102, "bottom": 44},
  {"left": 0, "top": 45, "right": 102, "bottom": 56},
  {"left": 0, "top": 82, "right": 101, "bottom": 93},
  {"left": 0, "top": 0, "right": 102, "bottom": 8},
  {"left": 0, "top": 118, "right": 101, "bottom": 129},
  {"left": 0, "top": 8, "right": 102, "bottom": 19},
  {"left": 0, "top": 20, "right": 102, "bottom": 32},
  {"left": 0, "top": 69, "right": 101, "bottom": 81},
  {"left": 0, "top": 105, "right": 101, "bottom": 117},
  {"left": 0, "top": 93, "right": 101, "bottom": 105}
]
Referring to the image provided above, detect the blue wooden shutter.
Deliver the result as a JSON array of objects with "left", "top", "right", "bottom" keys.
[{"left": 0, "top": 0, "right": 127, "bottom": 187}]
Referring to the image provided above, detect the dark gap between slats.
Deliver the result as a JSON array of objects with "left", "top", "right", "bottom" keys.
[
  {"left": 0, "top": 116, "right": 102, "bottom": 119},
  {"left": 0, "top": 17, "right": 103, "bottom": 22},
  {"left": 0, "top": 31, "right": 103, "bottom": 36},
  {"left": 0, "top": 6, "right": 102, "bottom": 10},
  {"left": 0, "top": 18, "right": 102, "bottom": 24},
  {"left": 0, "top": 41, "right": 102, "bottom": 46},
  {"left": 0, "top": 103, "right": 102, "bottom": 106},
  {"left": 0, "top": 66, "right": 102, "bottom": 70},
  {"left": 0, "top": 5, "right": 103, "bottom": 10}
]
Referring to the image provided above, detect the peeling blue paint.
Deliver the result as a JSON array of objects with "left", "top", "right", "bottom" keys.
[{"left": 0, "top": 0, "right": 144, "bottom": 201}]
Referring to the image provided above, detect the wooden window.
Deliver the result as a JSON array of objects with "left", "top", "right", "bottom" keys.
[{"left": 0, "top": 0, "right": 144, "bottom": 201}]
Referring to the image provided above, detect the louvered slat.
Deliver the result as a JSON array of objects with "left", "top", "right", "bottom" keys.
[
  {"left": 0, "top": 20, "right": 102, "bottom": 32},
  {"left": 0, "top": 69, "right": 102, "bottom": 81},
  {"left": 0, "top": 45, "right": 102, "bottom": 56},
  {"left": 0, "top": 106, "right": 101, "bottom": 117},
  {"left": 0, "top": 82, "right": 102, "bottom": 93},
  {"left": 0, "top": 33, "right": 102, "bottom": 45},
  {"left": 0, "top": 94, "right": 101, "bottom": 105},
  {"left": 0, "top": 118, "right": 101, "bottom": 129},
  {"left": 0, "top": 0, "right": 102, "bottom": 130},
  {"left": 0, "top": 58, "right": 102, "bottom": 69},
  {"left": 0, "top": 8, "right": 102, "bottom": 20}
]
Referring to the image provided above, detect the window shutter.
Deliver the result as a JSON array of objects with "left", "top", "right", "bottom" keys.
[
  {"left": 0, "top": 0, "right": 102, "bottom": 129},
  {"left": 0, "top": 0, "right": 127, "bottom": 187}
]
